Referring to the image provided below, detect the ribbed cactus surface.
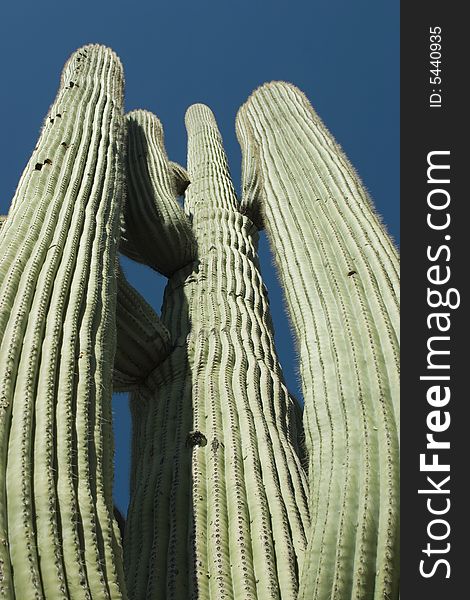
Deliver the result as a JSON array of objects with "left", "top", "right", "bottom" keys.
[
  {"left": 121, "top": 106, "right": 309, "bottom": 600},
  {"left": 120, "top": 111, "right": 195, "bottom": 276},
  {"left": 236, "top": 82, "right": 400, "bottom": 600},
  {"left": 0, "top": 45, "right": 126, "bottom": 599},
  {"left": 113, "top": 265, "right": 172, "bottom": 392},
  {"left": 1, "top": 44, "right": 399, "bottom": 600}
]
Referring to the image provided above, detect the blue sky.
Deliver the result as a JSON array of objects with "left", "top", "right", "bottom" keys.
[{"left": 0, "top": 0, "right": 399, "bottom": 515}]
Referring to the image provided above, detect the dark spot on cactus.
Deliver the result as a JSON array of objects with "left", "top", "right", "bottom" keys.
[
  {"left": 186, "top": 430, "right": 207, "bottom": 448},
  {"left": 56, "top": 113, "right": 62, "bottom": 118},
  {"left": 69, "top": 81, "right": 77, "bottom": 88},
  {"left": 34, "top": 163, "right": 42, "bottom": 171},
  {"left": 44, "top": 159, "right": 52, "bottom": 166},
  {"left": 49, "top": 118, "right": 54, "bottom": 124},
  {"left": 348, "top": 270, "right": 357, "bottom": 277},
  {"left": 61, "top": 142, "right": 69, "bottom": 149}
]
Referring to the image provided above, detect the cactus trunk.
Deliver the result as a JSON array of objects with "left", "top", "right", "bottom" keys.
[
  {"left": 236, "top": 82, "right": 400, "bottom": 600},
  {"left": 0, "top": 45, "right": 126, "bottom": 599},
  {"left": 122, "top": 106, "right": 309, "bottom": 600}
]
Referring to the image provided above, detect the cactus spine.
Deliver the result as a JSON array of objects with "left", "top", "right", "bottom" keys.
[
  {"left": 121, "top": 106, "right": 309, "bottom": 599},
  {"left": 0, "top": 45, "right": 126, "bottom": 598},
  {"left": 236, "top": 82, "right": 399, "bottom": 599}
]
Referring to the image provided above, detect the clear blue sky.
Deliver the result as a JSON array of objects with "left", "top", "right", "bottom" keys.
[{"left": 0, "top": 0, "right": 399, "bottom": 515}]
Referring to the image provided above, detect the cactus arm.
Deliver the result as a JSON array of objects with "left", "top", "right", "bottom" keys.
[
  {"left": 113, "top": 265, "right": 172, "bottom": 392},
  {"left": 236, "top": 82, "right": 399, "bottom": 600},
  {"left": 121, "top": 111, "right": 196, "bottom": 276},
  {"left": 184, "top": 103, "right": 239, "bottom": 214},
  {"left": 0, "top": 45, "right": 126, "bottom": 599}
]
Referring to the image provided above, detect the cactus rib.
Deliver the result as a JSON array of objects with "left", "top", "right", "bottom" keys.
[{"left": 113, "top": 265, "right": 172, "bottom": 392}]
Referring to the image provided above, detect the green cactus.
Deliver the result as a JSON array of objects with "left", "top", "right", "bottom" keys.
[
  {"left": 236, "top": 82, "right": 399, "bottom": 599},
  {"left": 0, "top": 45, "right": 399, "bottom": 600},
  {"left": 0, "top": 45, "right": 126, "bottom": 599},
  {"left": 120, "top": 105, "right": 309, "bottom": 599}
]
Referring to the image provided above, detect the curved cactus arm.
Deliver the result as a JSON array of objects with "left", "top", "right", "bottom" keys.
[
  {"left": 0, "top": 45, "right": 127, "bottom": 599},
  {"left": 113, "top": 264, "right": 172, "bottom": 392},
  {"left": 236, "top": 82, "right": 399, "bottom": 600},
  {"left": 122, "top": 110, "right": 196, "bottom": 276}
]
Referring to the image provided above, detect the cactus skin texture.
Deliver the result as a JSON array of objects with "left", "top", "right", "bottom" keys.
[
  {"left": 236, "top": 82, "right": 400, "bottom": 600},
  {"left": 0, "top": 45, "right": 127, "bottom": 599},
  {"left": 121, "top": 106, "right": 309, "bottom": 600},
  {"left": 1, "top": 46, "right": 399, "bottom": 600}
]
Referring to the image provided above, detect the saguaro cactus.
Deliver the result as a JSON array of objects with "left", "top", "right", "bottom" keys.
[
  {"left": 236, "top": 82, "right": 399, "bottom": 599},
  {"left": 0, "top": 45, "right": 126, "bottom": 598},
  {"left": 120, "top": 106, "right": 309, "bottom": 599},
  {"left": 1, "top": 45, "right": 399, "bottom": 600}
]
